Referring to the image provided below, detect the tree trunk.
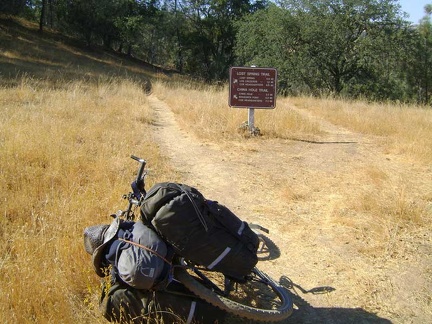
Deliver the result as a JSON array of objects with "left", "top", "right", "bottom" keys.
[{"left": 39, "top": 0, "right": 47, "bottom": 32}]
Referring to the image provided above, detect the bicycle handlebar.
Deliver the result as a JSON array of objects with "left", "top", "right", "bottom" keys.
[
  {"left": 131, "top": 155, "right": 146, "bottom": 182},
  {"left": 124, "top": 155, "right": 147, "bottom": 220}
]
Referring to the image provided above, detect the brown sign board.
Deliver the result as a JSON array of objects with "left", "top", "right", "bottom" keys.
[{"left": 229, "top": 67, "right": 277, "bottom": 109}]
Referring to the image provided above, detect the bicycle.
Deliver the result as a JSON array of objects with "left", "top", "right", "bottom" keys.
[{"left": 112, "top": 155, "right": 294, "bottom": 322}]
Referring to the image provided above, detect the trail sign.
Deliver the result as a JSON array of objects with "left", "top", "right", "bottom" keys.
[{"left": 229, "top": 67, "right": 277, "bottom": 109}]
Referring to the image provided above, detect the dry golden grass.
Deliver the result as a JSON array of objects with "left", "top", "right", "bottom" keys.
[
  {"left": 290, "top": 96, "right": 432, "bottom": 164},
  {"left": 2, "top": 78, "right": 429, "bottom": 323},
  {"left": 152, "top": 81, "right": 323, "bottom": 141},
  {"left": 0, "top": 77, "right": 176, "bottom": 323},
  {"left": 153, "top": 82, "right": 432, "bottom": 163}
]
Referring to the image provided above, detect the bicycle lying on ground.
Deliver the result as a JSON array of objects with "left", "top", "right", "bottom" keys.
[{"left": 111, "top": 155, "right": 294, "bottom": 322}]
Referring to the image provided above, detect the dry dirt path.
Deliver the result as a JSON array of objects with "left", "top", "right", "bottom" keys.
[{"left": 147, "top": 95, "right": 431, "bottom": 324}]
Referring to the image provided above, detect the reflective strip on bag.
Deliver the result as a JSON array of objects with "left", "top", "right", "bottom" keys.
[
  {"left": 237, "top": 221, "right": 245, "bottom": 236},
  {"left": 186, "top": 301, "right": 197, "bottom": 324},
  {"left": 207, "top": 247, "right": 231, "bottom": 269}
]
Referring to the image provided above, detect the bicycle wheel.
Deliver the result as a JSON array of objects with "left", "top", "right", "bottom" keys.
[{"left": 175, "top": 262, "right": 293, "bottom": 322}]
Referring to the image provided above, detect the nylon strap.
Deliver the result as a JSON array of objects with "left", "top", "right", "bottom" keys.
[
  {"left": 118, "top": 238, "right": 172, "bottom": 266},
  {"left": 174, "top": 184, "right": 208, "bottom": 232}
]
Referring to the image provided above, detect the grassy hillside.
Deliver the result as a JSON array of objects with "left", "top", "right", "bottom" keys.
[{"left": 0, "top": 15, "right": 179, "bottom": 89}]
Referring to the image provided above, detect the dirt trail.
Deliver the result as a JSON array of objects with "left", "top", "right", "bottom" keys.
[{"left": 147, "top": 95, "right": 432, "bottom": 324}]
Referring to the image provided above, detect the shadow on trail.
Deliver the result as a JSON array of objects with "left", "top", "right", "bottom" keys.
[
  {"left": 225, "top": 238, "right": 391, "bottom": 324},
  {"left": 276, "top": 276, "right": 392, "bottom": 324},
  {"left": 288, "top": 137, "right": 358, "bottom": 145}
]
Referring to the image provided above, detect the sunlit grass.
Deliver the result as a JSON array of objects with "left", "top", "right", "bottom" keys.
[
  {"left": 0, "top": 77, "right": 176, "bottom": 323},
  {"left": 153, "top": 81, "right": 432, "bottom": 165},
  {"left": 152, "top": 81, "right": 324, "bottom": 141},
  {"left": 290, "top": 96, "right": 432, "bottom": 164}
]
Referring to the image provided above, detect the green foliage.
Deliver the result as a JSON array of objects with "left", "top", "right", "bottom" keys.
[
  {"left": 1, "top": 0, "right": 28, "bottom": 16},
  {"left": 63, "top": 0, "right": 127, "bottom": 46},
  {"left": 234, "top": 4, "right": 296, "bottom": 92},
  {"left": 179, "top": 0, "right": 263, "bottom": 80},
  {"left": 409, "top": 16, "right": 432, "bottom": 105},
  {"left": 3, "top": 0, "right": 432, "bottom": 104},
  {"left": 235, "top": 0, "right": 430, "bottom": 102}
]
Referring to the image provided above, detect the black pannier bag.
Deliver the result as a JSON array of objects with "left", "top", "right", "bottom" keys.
[
  {"left": 140, "top": 182, "right": 260, "bottom": 280},
  {"left": 100, "top": 278, "right": 227, "bottom": 324}
]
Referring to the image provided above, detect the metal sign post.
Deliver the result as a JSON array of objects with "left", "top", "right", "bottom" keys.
[
  {"left": 229, "top": 66, "right": 277, "bottom": 134},
  {"left": 248, "top": 107, "right": 255, "bottom": 133}
]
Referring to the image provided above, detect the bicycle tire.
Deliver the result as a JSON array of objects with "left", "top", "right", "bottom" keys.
[
  {"left": 256, "top": 233, "right": 281, "bottom": 261},
  {"left": 175, "top": 265, "right": 293, "bottom": 322}
]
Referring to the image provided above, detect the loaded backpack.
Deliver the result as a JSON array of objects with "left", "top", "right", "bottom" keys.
[{"left": 140, "top": 182, "right": 260, "bottom": 281}]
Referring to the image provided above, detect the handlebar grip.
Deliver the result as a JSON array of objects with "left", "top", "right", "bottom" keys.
[
  {"left": 131, "top": 155, "right": 145, "bottom": 163},
  {"left": 130, "top": 155, "right": 147, "bottom": 189}
]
